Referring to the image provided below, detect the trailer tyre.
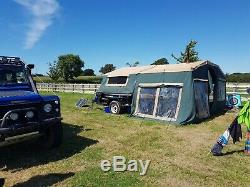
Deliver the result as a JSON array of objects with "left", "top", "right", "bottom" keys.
[{"left": 109, "top": 101, "right": 122, "bottom": 114}]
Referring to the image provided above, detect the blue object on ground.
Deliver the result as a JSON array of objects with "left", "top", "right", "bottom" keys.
[
  {"left": 211, "top": 143, "right": 223, "bottom": 156},
  {"left": 104, "top": 106, "right": 111, "bottom": 113}
]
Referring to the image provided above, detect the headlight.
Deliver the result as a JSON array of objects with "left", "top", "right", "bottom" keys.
[
  {"left": 26, "top": 111, "right": 34, "bottom": 118},
  {"left": 10, "top": 113, "right": 19, "bottom": 121},
  {"left": 44, "top": 103, "right": 53, "bottom": 113}
]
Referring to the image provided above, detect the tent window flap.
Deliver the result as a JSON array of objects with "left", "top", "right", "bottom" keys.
[
  {"left": 135, "top": 84, "right": 182, "bottom": 121},
  {"left": 217, "top": 81, "right": 226, "bottom": 101},
  {"left": 194, "top": 81, "right": 210, "bottom": 119}
]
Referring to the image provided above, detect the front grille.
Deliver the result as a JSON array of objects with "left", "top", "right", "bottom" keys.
[{"left": 0, "top": 102, "right": 41, "bottom": 121}]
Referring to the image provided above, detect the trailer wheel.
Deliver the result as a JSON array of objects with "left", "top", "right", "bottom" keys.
[{"left": 109, "top": 101, "right": 122, "bottom": 114}]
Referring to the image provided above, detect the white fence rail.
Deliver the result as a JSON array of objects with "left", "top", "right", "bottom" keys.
[
  {"left": 37, "top": 83, "right": 250, "bottom": 94},
  {"left": 226, "top": 83, "right": 250, "bottom": 95},
  {"left": 37, "top": 83, "right": 100, "bottom": 93}
]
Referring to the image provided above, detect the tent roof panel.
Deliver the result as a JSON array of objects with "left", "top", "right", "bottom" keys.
[
  {"left": 105, "top": 65, "right": 153, "bottom": 77},
  {"left": 106, "top": 61, "right": 219, "bottom": 77}
]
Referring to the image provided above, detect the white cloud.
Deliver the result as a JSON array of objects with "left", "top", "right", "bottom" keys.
[{"left": 15, "top": 0, "right": 60, "bottom": 49}]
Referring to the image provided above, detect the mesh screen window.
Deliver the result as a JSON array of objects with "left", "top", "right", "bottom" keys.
[
  {"left": 136, "top": 85, "right": 182, "bottom": 120},
  {"left": 137, "top": 87, "right": 157, "bottom": 115},
  {"left": 156, "top": 87, "right": 180, "bottom": 118}
]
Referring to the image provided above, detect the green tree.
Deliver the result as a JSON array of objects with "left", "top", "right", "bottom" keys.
[
  {"left": 172, "top": 40, "right": 200, "bottom": 63},
  {"left": 57, "top": 54, "right": 84, "bottom": 82},
  {"left": 151, "top": 58, "right": 169, "bottom": 65},
  {"left": 226, "top": 73, "right": 250, "bottom": 83},
  {"left": 99, "top": 64, "right": 116, "bottom": 74},
  {"left": 82, "top": 69, "right": 95, "bottom": 76},
  {"left": 126, "top": 61, "right": 140, "bottom": 67},
  {"left": 47, "top": 61, "right": 60, "bottom": 81}
]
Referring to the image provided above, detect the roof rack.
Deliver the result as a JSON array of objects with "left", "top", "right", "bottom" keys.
[{"left": 0, "top": 56, "right": 25, "bottom": 66}]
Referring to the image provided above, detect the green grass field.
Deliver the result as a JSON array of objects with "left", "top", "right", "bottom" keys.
[{"left": 1, "top": 92, "right": 250, "bottom": 187}]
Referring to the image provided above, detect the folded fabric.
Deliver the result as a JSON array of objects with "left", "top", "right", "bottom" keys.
[
  {"left": 218, "top": 129, "right": 230, "bottom": 146},
  {"left": 229, "top": 117, "right": 242, "bottom": 144},
  {"left": 211, "top": 130, "right": 230, "bottom": 156},
  {"left": 211, "top": 117, "right": 242, "bottom": 156}
]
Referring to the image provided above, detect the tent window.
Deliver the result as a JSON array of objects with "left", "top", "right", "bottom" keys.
[
  {"left": 107, "top": 76, "right": 128, "bottom": 85},
  {"left": 156, "top": 87, "right": 180, "bottom": 118},
  {"left": 137, "top": 88, "right": 157, "bottom": 115},
  {"left": 194, "top": 81, "right": 210, "bottom": 119},
  {"left": 135, "top": 84, "right": 182, "bottom": 121}
]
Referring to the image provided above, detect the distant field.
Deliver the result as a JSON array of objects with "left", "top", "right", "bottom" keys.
[
  {"left": 33, "top": 76, "right": 103, "bottom": 84},
  {"left": 1, "top": 92, "right": 250, "bottom": 187}
]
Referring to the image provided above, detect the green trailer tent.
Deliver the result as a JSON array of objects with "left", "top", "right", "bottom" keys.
[{"left": 97, "top": 61, "right": 226, "bottom": 124}]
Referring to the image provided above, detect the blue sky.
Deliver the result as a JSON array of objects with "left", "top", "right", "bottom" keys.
[{"left": 0, "top": 0, "right": 249, "bottom": 75}]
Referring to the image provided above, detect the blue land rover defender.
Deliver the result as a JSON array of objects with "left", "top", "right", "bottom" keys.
[{"left": 0, "top": 56, "right": 62, "bottom": 148}]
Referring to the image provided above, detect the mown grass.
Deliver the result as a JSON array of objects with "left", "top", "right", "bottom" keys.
[{"left": 1, "top": 92, "right": 250, "bottom": 187}]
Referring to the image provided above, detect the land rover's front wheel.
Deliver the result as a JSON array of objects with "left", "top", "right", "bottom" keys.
[
  {"left": 40, "top": 121, "right": 63, "bottom": 149},
  {"left": 109, "top": 101, "right": 122, "bottom": 114}
]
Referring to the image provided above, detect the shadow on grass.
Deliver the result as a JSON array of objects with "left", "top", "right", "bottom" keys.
[
  {"left": 222, "top": 149, "right": 245, "bottom": 156},
  {"left": 194, "top": 109, "right": 229, "bottom": 124},
  {"left": 0, "top": 123, "right": 98, "bottom": 171},
  {"left": 13, "top": 172, "right": 74, "bottom": 187}
]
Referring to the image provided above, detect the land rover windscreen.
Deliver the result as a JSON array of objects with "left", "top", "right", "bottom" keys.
[{"left": 0, "top": 67, "right": 31, "bottom": 90}]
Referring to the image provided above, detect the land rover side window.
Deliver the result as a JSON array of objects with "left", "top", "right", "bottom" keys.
[
  {"left": 107, "top": 76, "right": 128, "bottom": 85},
  {"left": 156, "top": 86, "right": 181, "bottom": 119},
  {"left": 194, "top": 81, "right": 210, "bottom": 118},
  {"left": 137, "top": 87, "right": 157, "bottom": 115}
]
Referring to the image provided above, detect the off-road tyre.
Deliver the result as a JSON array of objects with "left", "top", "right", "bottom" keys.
[{"left": 39, "top": 121, "right": 63, "bottom": 149}]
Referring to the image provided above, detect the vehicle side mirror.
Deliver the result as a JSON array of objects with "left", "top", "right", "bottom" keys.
[
  {"left": 27, "top": 64, "right": 34, "bottom": 74},
  {"left": 27, "top": 64, "right": 35, "bottom": 69}
]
